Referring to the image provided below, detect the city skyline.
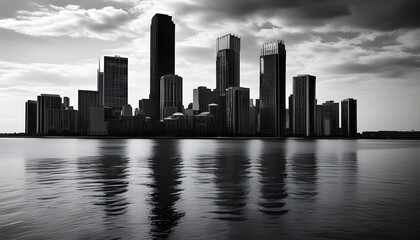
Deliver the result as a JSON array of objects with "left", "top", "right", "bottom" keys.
[{"left": 0, "top": 0, "right": 420, "bottom": 133}]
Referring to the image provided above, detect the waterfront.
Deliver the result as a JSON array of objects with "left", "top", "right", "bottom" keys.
[{"left": 1, "top": 138, "right": 419, "bottom": 239}]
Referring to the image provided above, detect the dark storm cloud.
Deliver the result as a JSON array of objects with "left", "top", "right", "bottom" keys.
[
  {"left": 329, "top": 56, "right": 420, "bottom": 78},
  {"left": 354, "top": 34, "right": 401, "bottom": 52},
  {"left": 175, "top": 0, "right": 420, "bottom": 31}
]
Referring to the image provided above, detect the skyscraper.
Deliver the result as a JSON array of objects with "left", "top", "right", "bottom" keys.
[
  {"left": 25, "top": 100, "right": 37, "bottom": 135},
  {"left": 150, "top": 13, "right": 175, "bottom": 121},
  {"left": 216, "top": 34, "right": 240, "bottom": 95},
  {"left": 226, "top": 87, "right": 250, "bottom": 135},
  {"left": 78, "top": 90, "right": 100, "bottom": 135},
  {"left": 288, "top": 94, "right": 294, "bottom": 134},
  {"left": 103, "top": 56, "right": 128, "bottom": 116},
  {"left": 37, "top": 94, "right": 62, "bottom": 135},
  {"left": 341, "top": 98, "right": 357, "bottom": 137},
  {"left": 293, "top": 74, "right": 316, "bottom": 137},
  {"left": 160, "top": 74, "right": 183, "bottom": 120},
  {"left": 322, "top": 100, "right": 339, "bottom": 136},
  {"left": 97, "top": 59, "right": 104, "bottom": 106},
  {"left": 259, "top": 41, "right": 286, "bottom": 137},
  {"left": 193, "top": 86, "right": 212, "bottom": 113}
]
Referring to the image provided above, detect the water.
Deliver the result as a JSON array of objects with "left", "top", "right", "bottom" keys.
[{"left": 1, "top": 138, "right": 419, "bottom": 239}]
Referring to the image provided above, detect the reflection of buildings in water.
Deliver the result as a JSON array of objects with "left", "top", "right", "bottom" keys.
[
  {"left": 212, "top": 142, "right": 251, "bottom": 221},
  {"left": 289, "top": 153, "right": 318, "bottom": 200},
  {"left": 258, "top": 143, "right": 288, "bottom": 215},
  {"left": 147, "top": 140, "right": 184, "bottom": 239},
  {"left": 77, "top": 140, "right": 130, "bottom": 217}
]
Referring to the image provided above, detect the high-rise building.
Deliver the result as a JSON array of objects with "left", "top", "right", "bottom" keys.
[
  {"left": 216, "top": 34, "right": 240, "bottom": 95},
  {"left": 121, "top": 104, "right": 133, "bottom": 116},
  {"left": 293, "top": 74, "right": 316, "bottom": 137},
  {"left": 37, "top": 94, "right": 62, "bottom": 135},
  {"left": 103, "top": 56, "right": 128, "bottom": 116},
  {"left": 63, "top": 97, "right": 70, "bottom": 108},
  {"left": 259, "top": 41, "right": 286, "bottom": 137},
  {"left": 25, "top": 100, "right": 37, "bottom": 135},
  {"left": 160, "top": 74, "right": 183, "bottom": 120},
  {"left": 97, "top": 60, "right": 104, "bottom": 106},
  {"left": 322, "top": 100, "right": 339, "bottom": 136},
  {"left": 249, "top": 99, "right": 257, "bottom": 135},
  {"left": 341, "top": 98, "right": 357, "bottom": 137},
  {"left": 150, "top": 13, "right": 175, "bottom": 121},
  {"left": 78, "top": 90, "right": 100, "bottom": 134},
  {"left": 226, "top": 87, "right": 249, "bottom": 135},
  {"left": 193, "top": 86, "right": 213, "bottom": 113}
]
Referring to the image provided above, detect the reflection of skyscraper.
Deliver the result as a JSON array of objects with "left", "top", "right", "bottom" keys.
[
  {"left": 147, "top": 140, "right": 184, "bottom": 238},
  {"left": 150, "top": 14, "right": 175, "bottom": 121},
  {"left": 103, "top": 56, "right": 128, "bottom": 116},
  {"left": 226, "top": 87, "right": 250, "bottom": 135},
  {"left": 160, "top": 74, "right": 183, "bottom": 120},
  {"left": 216, "top": 34, "right": 240, "bottom": 95},
  {"left": 341, "top": 98, "right": 357, "bottom": 137},
  {"left": 25, "top": 100, "right": 37, "bottom": 135},
  {"left": 293, "top": 74, "right": 316, "bottom": 137},
  {"left": 259, "top": 41, "right": 286, "bottom": 137},
  {"left": 212, "top": 142, "right": 250, "bottom": 221},
  {"left": 258, "top": 143, "right": 288, "bottom": 215}
]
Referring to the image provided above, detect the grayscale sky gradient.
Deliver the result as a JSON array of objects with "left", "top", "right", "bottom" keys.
[{"left": 0, "top": 0, "right": 419, "bottom": 132}]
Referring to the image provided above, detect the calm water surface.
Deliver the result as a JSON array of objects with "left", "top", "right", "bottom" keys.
[{"left": 0, "top": 138, "right": 419, "bottom": 239}]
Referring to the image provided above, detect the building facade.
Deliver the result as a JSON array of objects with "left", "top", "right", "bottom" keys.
[
  {"left": 322, "top": 100, "right": 339, "bottom": 136},
  {"left": 78, "top": 90, "right": 100, "bottom": 135},
  {"left": 36, "top": 94, "right": 62, "bottom": 135},
  {"left": 259, "top": 41, "right": 286, "bottom": 137},
  {"left": 193, "top": 86, "right": 213, "bottom": 113}
]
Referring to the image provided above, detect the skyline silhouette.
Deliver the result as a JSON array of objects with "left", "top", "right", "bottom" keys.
[{"left": 0, "top": 0, "right": 419, "bottom": 133}]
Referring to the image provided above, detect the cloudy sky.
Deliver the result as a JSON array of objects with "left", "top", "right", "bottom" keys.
[{"left": 0, "top": 0, "right": 419, "bottom": 133}]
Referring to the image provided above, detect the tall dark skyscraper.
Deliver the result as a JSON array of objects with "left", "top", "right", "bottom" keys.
[
  {"left": 342, "top": 98, "right": 357, "bottom": 137},
  {"left": 216, "top": 34, "right": 240, "bottom": 95},
  {"left": 288, "top": 94, "right": 294, "bottom": 133},
  {"left": 37, "top": 94, "right": 62, "bottom": 135},
  {"left": 25, "top": 100, "right": 37, "bottom": 135},
  {"left": 259, "top": 41, "right": 286, "bottom": 137},
  {"left": 293, "top": 74, "right": 316, "bottom": 137},
  {"left": 150, "top": 13, "right": 175, "bottom": 121},
  {"left": 78, "top": 90, "right": 100, "bottom": 135},
  {"left": 103, "top": 56, "right": 128, "bottom": 116}
]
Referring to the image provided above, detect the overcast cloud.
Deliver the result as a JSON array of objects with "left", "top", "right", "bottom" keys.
[{"left": 0, "top": 0, "right": 419, "bottom": 132}]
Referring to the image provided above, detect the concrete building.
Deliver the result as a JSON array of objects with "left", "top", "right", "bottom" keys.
[
  {"left": 288, "top": 94, "right": 294, "bottom": 134},
  {"left": 315, "top": 104, "right": 323, "bottom": 136},
  {"left": 160, "top": 74, "right": 183, "bottom": 120},
  {"left": 293, "top": 74, "right": 316, "bottom": 137},
  {"left": 138, "top": 99, "right": 151, "bottom": 116},
  {"left": 259, "top": 41, "right": 286, "bottom": 137},
  {"left": 121, "top": 104, "right": 133, "bottom": 116},
  {"left": 226, "top": 87, "right": 250, "bottom": 135},
  {"left": 89, "top": 106, "right": 107, "bottom": 135},
  {"left": 150, "top": 13, "right": 175, "bottom": 121},
  {"left": 342, "top": 98, "right": 357, "bottom": 137}
]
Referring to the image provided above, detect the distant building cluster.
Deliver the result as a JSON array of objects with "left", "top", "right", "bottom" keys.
[{"left": 25, "top": 13, "right": 357, "bottom": 137}]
